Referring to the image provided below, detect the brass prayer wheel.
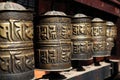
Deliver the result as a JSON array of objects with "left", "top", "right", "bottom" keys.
[
  {"left": 106, "top": 21, "right": 117, "bottom": 56},
  {"left": 35, "top": 11, "right": 72, "bottom": 71},
  {"left": 0, "top": 2, "right": 34, "bottom": 80},
  {"left": 71, "top": 14, "right": 93, "bottom": 60},
  {"left": 92, "top": 18, "right": 106, "bottom": 57}
]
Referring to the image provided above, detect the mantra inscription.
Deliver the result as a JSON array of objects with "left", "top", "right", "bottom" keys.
[
  {"left": 106, "top": 27, "right": 117, "bottom": 38},
  {"left": 0, "top": 19, "right": 34, "bottom": 73},
  {"left": 72, "top": 23, "right": 91, "bottom": 36},
  {"left": 0, "top": 51, "right": 34, "bottom": 73},
  {"left": 93, "top": 41, "right": 106, "bottom": 52},
  {"left": 37, "top": 24, "right": 71, "bottom": 40},
  {"left": 71, "top": 19, "right": 92, "bottom": 60},
  {"left": 92, "top": 27, "right": 106, "bottom": 36},
  {"left": 0, "top": 20, "right": 33, "bottom": 41},
  {"left": 35, "top": 16, "right": 72, "bottom": 70},
  {"left": 92, "top": 21, "right": 107, "bottom": 56},
  {"left": 37, "top": 46, "right": 71, "bottom": 64},
  {"left": 38, "top": 25, "right": 57, "bottom": 40},
  {"left": 73, "top": 41, "right": 92, "bottom": 54}
]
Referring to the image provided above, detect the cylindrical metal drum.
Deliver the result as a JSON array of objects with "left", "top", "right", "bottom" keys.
[
  {"left": 106, "top": 21, "right": 117, "bottom": 56},
  {"left": 35, "top": 11, "right": 72, "bottom": 71},
  {"left": 71, "top": 14, "right": 92, "bottom": 60},
  {"left": 0, "top": 2, "right": 34, "bottom": 80},
  {"left": 92, "top": 18, "right": 106, "bottom": 57}
]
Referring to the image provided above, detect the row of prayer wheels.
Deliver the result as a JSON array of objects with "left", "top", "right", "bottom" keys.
[{"left": 0, "top": 2, "right": 117, "bottom": 80}]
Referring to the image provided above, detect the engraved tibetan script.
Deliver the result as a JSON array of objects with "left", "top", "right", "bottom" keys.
[
  {"left": 0, "top": 51, "right": 34, "bottom": 73},
  {"left": 92, "top": 27, "right": 105, "bottom": 36},
  {"left": 93, "top": 41, "right": 105, "bottom": 51},
  {"left": 61, "top": 46, "right": 71, "bottom": 62},
  {"left": 61, "top": 25, "right": 71, "bottom": 39},
  {"left": 72, "top": 24, "right": 91, "bottom": 35},
  {"left": 107, "top": 27, "right": 116, "bottom": 37},
  {"left": 37, "top": 49, "right": 58, "bottom": 64},
  {"left": 0, "top": 20, "right": 33, "bottom": 41},
  {"left": 39, "top": 25, "right": 57, "bottom": 40},
  {"left": 73, "top": 41, "right": 90, "bottom": 54}
]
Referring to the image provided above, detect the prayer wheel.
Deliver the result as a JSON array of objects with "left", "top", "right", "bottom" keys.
[
  {"left": 0, "top": 2, "right": 34, "bottom": 80},
  {"left": 35, "top": 11, "right": 72, "bottom": 71},
  {"left": 92, "top": 18, "right": 106, "bottom": 57},
  {"left": 71, "top": 14, "right": 93, "bottom": 60},
  {"left": 106, "top": 21, "right": 117, "bottom": 56},
  {"left": 71, "top": 14, "right": 92, "bottom": 71}
]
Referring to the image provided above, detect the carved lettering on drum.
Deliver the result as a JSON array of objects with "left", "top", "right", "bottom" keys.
[
  {"left": 39, "top": 25, "right": 57, "bottom": 40},
  {"left": 38, "top": 49, "right": 58, "bottom": 64},
  {"left": 73, "top": 41, "right": 91, "bottom": 54},
  {"left": 61, "top": 25, "right": 71, "bottom": 39},
  {"left": 0, "top": 20, "right": 33, "bottom": 41},
  {"left": 25, "top": 53, "right": 34, "bottom": 70},
  {"left": 107, "top": 27, "right": 117, "bottom": 38},
  {"left": 92, "top": 27, "right": 105, "bottom": 36},
  {"left": 72, "top": 23, "right": 91, "bottom": 35},
  {"left": 93, "top": 41, "right": 105, "bottom": 51},
  {"left": 61, "top": 46, "right": 71, "bottom": 62},
  {"left": 0, "top": 56, "right": 10, "bottom": 72},
  {"left": 0, "top": 51, "right": 34, "bottom": 73}
]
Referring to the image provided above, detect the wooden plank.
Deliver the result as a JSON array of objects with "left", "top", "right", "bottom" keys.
[
  {"left": 75, "top": 0, "right": 120, "bottom": 17},
  {"left": 61, "top": 62, "right": 111, "bottom": 80},
  {"left": 34, "top": 62, "right": 111, "bottom": 80}
]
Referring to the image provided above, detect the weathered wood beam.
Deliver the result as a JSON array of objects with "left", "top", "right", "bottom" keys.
[
  {"left": 110, "top": 0, "right": 120, "bottom": 5},
  {"left": 74, "top": 0, "right": 120, "bottom": 17}
]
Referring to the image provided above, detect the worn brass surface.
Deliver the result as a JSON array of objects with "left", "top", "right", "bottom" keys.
[
  {"left": 92, "top": 19, "right": 107, "bottom": 57},
  {"left": 71, "top": 17, "right": 93, "bottom": 60},
  {"left": 35, "top": 15, "right": 72, "bottom": 71},
  {"left": 0, "top": 11, "right": 34, "bottom": 80},
  {"left": 106, "top": 22, "right": 117, "bottom": 56},
  {"left": 106, "top": 23, "right": 117, "bottom": 40}
]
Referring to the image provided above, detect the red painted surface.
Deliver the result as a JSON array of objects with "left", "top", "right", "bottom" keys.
[
  {"left": 116, "top": 18, "right": 120, "bottom": 57},
  {"left": 36, "top": 0, "right": 67, "bottom": 15},
  {"left": 75, "top": 0, "right": 120, "bottom": 17},
  {"left": 38, "top": 0, "right": 52, "bottom": 14},
  {"left": 110, "top": 0, "right": 120, "bottom": 5}
]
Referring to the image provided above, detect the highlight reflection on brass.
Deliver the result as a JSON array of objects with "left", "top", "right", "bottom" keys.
[{"left": 106, "top": 21, "right": 117, "bottom": 56}]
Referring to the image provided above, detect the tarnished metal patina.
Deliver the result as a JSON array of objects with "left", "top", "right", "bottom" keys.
[
  {"left": 0, "top": 2, "right": 34, "bottom": 80},
  {"left": 92, "top": 18, "right": 106, "bottom": 57},
  {"left": 71, "top": 14, "right": 92, "bottom": 60},
  {"left": 35, "top": 11, "right": 72, "bottom": 71},
  {"left": 106, "top": 21, "right": 117, "bottom": 56}
]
